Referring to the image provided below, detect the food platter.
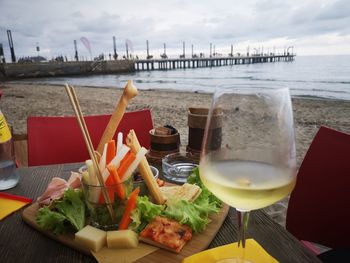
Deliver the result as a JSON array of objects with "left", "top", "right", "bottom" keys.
[
  {"left": 21, "top": 81, "right": 230, "bottom": 262},
  {"left": 21, "top": 126, "right": 230, "bottom": 261},
  {"left": 22, "top": 201, "right": 229, "bottom": 262}
]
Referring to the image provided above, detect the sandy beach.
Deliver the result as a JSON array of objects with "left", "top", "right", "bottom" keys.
[{"left": 2, "top": 82, "right": 350, "bottom": 226}]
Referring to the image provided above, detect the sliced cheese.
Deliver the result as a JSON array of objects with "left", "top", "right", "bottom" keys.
[
  {"left": 75, "top": 225, "right": 106, "bottom": 252},
  {"left": 107, "top": 229, "right": 139, "bottom": 249},
  {"left": 160, "top": 183, "right": 202, "bottom": 202}
]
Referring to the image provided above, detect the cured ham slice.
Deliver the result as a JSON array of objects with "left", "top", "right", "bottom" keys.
[
  {"left": 67, "top": 172, "right": 82, "bottom": 189},
  {"left": 37, "top": 173, "right": 82, "bottom": 205}
]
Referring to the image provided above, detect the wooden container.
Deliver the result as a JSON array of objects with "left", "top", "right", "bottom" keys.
[
  {"left": 187, "top": 107, "right": 222, "bottom": 154},
  {"left": 146, "top": 128, "right": 180, "bottom": 163}
]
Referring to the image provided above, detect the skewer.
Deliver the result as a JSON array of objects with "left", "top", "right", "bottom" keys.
[
  {"left": 69, "top": 86, "right": 101, "bottom": 161},
  {"left": 64, "top": 84, "right": 116, "bottom": 222}
]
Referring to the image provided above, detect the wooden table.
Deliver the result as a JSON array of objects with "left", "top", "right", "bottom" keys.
[{"left": 0, "top": 163, "right": 321, "bottom": 263}]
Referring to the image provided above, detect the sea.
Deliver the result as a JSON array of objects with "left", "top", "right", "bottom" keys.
[{"left": 10, "top": 55, "right": 350, "bottom": 100}]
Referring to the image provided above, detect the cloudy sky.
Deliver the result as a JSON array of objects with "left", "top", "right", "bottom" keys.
[{"left": 0, "top": 0, "right": 350, "bottom": 60}]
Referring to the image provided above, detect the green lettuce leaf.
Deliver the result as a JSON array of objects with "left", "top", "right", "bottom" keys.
[
  {"left": 160, "top": 167, "right": 222, "bottom": 233},
  {"left": 130, "top": 167, "right": 223, "bottom": 234},
  {"left": 36, "top": 206, "right": 70, "bottom": 234},
  {"left": 55, "top": 188, "right": 85, "bottom": 231},
  {"left": 161, "top": 198, "right": 210, "bottom": 233},
  {"left": 37, "top": 188, "right": 86, "bottom": 234},
  {"left": 161, "top": 192, "right": 221, "bottom": 234},
  {"left": 130, "top": 196, "right": 164, "bottom": 232}
]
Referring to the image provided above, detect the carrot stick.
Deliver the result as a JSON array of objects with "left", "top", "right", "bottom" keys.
[
  {"left": 119, "top": 187, "right": 140, "bottom": 230},
  {"left": 101, "top": 145, "right": 130, "bottom": 181},
  {"left": 117, "top": 151, "right": 136, "bottom": 180},
  {"left": 107, "top": 165, "right": 125, "bottom": 200},
  {"left": 99, "top": 173, "right": 116, "bottom": 204},
  {"left": 106, "top": 140, "right": 116, "bottom": 165}
]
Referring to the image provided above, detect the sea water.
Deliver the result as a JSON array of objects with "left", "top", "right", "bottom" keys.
[{"left": 8, "top": 55, "right": 350, "bottom": 100}]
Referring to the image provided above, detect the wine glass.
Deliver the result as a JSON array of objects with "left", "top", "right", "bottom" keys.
[{"left": 199, "top": 86, "right": 297, "bottom": 262}]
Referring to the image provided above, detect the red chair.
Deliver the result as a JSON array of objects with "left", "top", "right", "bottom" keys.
[
  {"left": 286, "top": 126, "right": 350, "bottom": 249},
  {"left": 27, "top": 109, "right": 153, "bottom": 166}
]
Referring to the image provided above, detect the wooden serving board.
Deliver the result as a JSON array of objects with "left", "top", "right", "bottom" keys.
[{"left": 22, "top": 202, "right": 229, "bottom": 262}]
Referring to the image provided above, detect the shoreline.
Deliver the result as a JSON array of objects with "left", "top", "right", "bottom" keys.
[{"left": 4, "top": 80, "right": 350, "bottom": 102}]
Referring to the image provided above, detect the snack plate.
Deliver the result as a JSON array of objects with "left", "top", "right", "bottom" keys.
[{"left": 22, "top": 193, "right": 229, "bottom": 263}]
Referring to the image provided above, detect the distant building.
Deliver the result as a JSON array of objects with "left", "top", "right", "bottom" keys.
[
  {"left": 31, "top": 56, "right": 47, "bottom": 62},
  {"left": 18, "top": 56, "right": 47, "bottom": 63}
]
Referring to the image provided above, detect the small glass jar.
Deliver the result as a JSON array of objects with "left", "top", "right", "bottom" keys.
[
  {"left": 81, "top": 175, "right": 133, "bottom": 230},
  {"left": 162, "top": 152, "right": 199, "bottom": 184}
]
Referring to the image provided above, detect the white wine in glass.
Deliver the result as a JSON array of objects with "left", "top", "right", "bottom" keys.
[{"left": 200, "top": 86, "right": 297, "bottom": 262}]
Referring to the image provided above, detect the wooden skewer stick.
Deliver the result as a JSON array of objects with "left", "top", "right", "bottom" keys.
[
  {"left": 97, "top": 80, "right": 138, "bottom": 154},
  {"left": 65, "top": 84, "right": 116, "bottom": 222}
]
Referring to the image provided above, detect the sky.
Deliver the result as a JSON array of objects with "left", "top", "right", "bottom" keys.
[{"left": 0, "top": 0, "right": 350, "bottom": 60}]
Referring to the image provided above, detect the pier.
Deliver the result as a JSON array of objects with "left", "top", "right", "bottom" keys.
[
  {"left": 0, "top": 60, "right": 135, "bottom": 80},
  {"left": 135, "top": 54, "right": 295, "bottom": 71},
  {"left": 0, "top": 54, "right": 296, "bottom": 81}
]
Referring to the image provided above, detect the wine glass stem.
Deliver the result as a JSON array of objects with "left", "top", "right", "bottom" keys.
[{"left": 237, "top": 210, "right": 250, "bottom": 248}]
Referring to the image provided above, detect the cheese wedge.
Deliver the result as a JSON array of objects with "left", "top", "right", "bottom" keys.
[
  {"left": 107, "top": 229, "right": 139, "bottom": 248},
  {"left": 160, "top": 183, "right": 202, "bottom": 202},
  {"left": 75, "top": 225, "right": 106, "bottom": 252}
]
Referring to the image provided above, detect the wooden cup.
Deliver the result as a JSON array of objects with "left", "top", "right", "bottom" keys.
[
  {"left": 146, "top": 128, "right": 180, "bottom": 163},
  {"left": 187, "top": 107, "right": 223, "bottom": 154}
]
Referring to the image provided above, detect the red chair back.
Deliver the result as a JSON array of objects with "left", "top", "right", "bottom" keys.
[
  {"left": 286, "top": 126, "right": 350, "bottom": 248},
  {"left": 27, "top": 109, "right": 153, "bottom": 166}
]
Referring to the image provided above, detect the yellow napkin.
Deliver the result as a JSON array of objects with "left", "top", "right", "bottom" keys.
[
  {"left": 92, "top": 243, "right": 158, "bottom": 263},
  {"left": 182, "top": 239, "right": 278, "bottom": 263},
  {"left": 0, "top": 192, "right": 32, "bottom": 220}
]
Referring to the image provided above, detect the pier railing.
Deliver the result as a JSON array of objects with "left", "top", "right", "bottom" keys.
[{"left": 135, "top": 54, "right": 295, "bottom": 70}]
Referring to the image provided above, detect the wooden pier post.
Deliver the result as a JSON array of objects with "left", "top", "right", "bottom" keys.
[
  {"left": 146, "top": 40, "right": 149, "bottom": 59},
  {"left": 183, "top": 41, "right": 185, "bottom": 58}
]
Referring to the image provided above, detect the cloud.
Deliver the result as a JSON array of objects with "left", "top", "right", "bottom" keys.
[
  {"left": 316, "top": 0, "right": 350, "bottom": 20},
  {"left": 0, "top": 0, "right": 349, "bottom": 59}
]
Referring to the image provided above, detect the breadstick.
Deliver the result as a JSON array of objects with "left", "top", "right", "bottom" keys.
[
  {"left": 97, "top": 80, "right": 138, "bottom": 154},
  {"left": 126, "top": 130, "right": 165, "bottom": 204}
]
